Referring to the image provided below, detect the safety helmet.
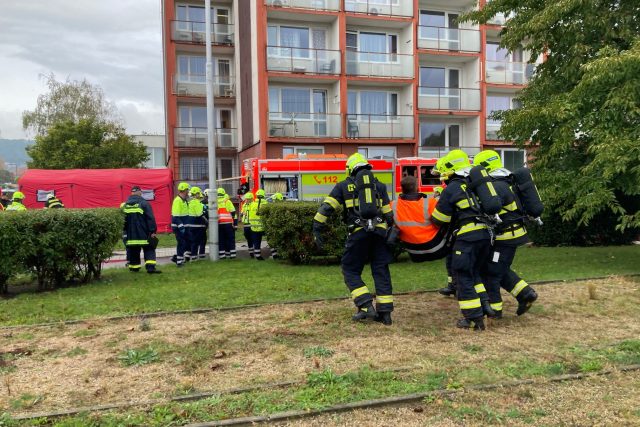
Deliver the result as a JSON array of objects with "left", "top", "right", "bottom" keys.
[
  {"left": 12, "top": 191, "right": 25, "bottom": 201},
  {"left": 473, "top": 150, "right": 503, "bottom": 172},
  {"left": 217, "top": 187, "right": 226, "bottom": 196},
  {"left": 244, "top": 192, "right": 254, "bottom": 200},
  {"left": 272, "top": 192, "right": 284, "bottom": 201},
  {"left": 441, "top": 150, "right": 471, "bottom": 174},
  {"left": 178, "top": 182, "right": 190, "bottom": 192},
  {"left": 346, "top": 152, "right": 371, "bottom": 176},
  {"left": 256, "top": 189, "right": 266, "bottom": 198},
  {"left": 46, "top": 193, "right": 56, "bottom": 200},
  {"left": 203, "top": 189, "right": 211, "bottom": 197},
  {"left": 190, "top": 186, "right": 202, "bottom": 196}
]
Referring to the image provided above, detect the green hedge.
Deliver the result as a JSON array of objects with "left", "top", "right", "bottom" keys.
[
  {"left": 528, "top": 207, "right": 637, "bottom": 246},
  {"left": 262, "top": 202, "right": 348, "bottom": 264},
  {"left": 0, "top": 208, "right": 123, "bottom": 292}
]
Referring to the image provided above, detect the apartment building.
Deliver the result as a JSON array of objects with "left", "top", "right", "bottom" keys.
[{"left": 162, "top": 0, "right": 533, "bottom": 187}]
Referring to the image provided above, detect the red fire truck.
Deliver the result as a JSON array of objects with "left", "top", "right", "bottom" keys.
[{"left": 240, "top": 155, "right": 440, "bottom": 200}]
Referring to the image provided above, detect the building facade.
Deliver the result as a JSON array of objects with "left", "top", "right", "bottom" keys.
[{"left": 162, "top": 0, "right": 533, "bottom": 188}]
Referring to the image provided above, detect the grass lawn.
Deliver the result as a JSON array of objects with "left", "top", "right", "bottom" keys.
[
  {"left": 2, "top": 277, "right": 639, "bottom": 425},
  {"left": 0, "top": 245, "right": 638, "bottom": 326}
]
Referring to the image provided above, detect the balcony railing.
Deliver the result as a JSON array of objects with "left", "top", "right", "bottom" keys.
[
  {"left": 346, "top": 114, "right": 414, "bottom": 139},
  {"left": 486, "top": 61, "right": 535, "bottom": 85},
  {"left": 173, "top": 74, "right": 235, "bottom": 97},
  {"left": 264, "top": 0, "right": 340, "bottom": 11},
  {"left": 417, "top": 26, "right": 480, "bottom": 52},
  {"left": 418, "top": 87, "right": 481, "bottom": 111},
  {"left": 419, "top": 145, "right": 482, "bottom": 158},
  {"left": 174, "top": 127, "right": 237, "bottom": 148},
  {"left": 345, "top": 0, "right": 413, "bottom": 17},
  {"left": 485, "top": 119, "right": 504, "bottom": 140},
  {"left": 268, "top": 113, "right": 342, "bottom": 138},
  {"left": 266, "top": 46, "right": 341, "bottom": 74},
  {"left": 171, "top": 21, "right": 234, "bottom": 45},
  {"left": 346, "top": 51, "right": 414, "bottom": 78}
]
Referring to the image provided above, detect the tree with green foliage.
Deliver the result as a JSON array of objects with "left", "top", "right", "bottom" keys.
[
  {"left": 464, "top": 0, "right": 640, "bottom": 234},
  {"left": 27, "top": 119, "right": 149, "bottom": 169},
  {"left": 22, "top": 73, "right": 121, "bottom": 136}
]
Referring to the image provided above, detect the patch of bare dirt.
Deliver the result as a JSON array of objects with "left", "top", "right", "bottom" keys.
[{"left": 1, "top": 277, "right": 639, "bottom": 415}]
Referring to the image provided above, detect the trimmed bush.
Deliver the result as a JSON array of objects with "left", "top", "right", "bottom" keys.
[
  {"left": 0, "top": 208, "right": 123, "bottom": 292},
  {"left": 262, "top": 202, "right": 348, "bottom": 264}
]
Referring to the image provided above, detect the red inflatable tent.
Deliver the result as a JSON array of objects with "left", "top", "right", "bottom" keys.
[{"left": 18, "top": 168, "right": 174, "bottom": 233}]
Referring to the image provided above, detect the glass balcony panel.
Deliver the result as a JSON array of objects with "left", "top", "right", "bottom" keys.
[
  {"left": 486, "top": 61, "right": 534, "bottom": 85},
  {"left": 346, "top": 51, "right": 414, "bottom": 78},
  {"left": 264, "top": 0, "right": 341, "bottom": 12},
  {"left": 418, "top": 88, "right": 480, "bottom": 111},
  {"left": 174, "top": 127, "right": 237, "bottom": 148},
  {"left": 417, "top": 26, "right": 480, "bottom": 52},
  {"left": 344, "top": 0, "right": 413, "bottom": 17},
  {"left": 268, "top": 113, "right": 342, "bottom": 138},
  {"left": 266, "top": 47, "right": 341, "bottom": 74},
  {"left": 173, "top": 75, "right": 235, "bottom": 97},
  {"left": 485, "top": 119, "right": 504, "bottom": 140},
  {"left": 171, "top": 21, "right": 234, "bottom": 45},
  {"left": 346, "top": 115, "right": 414, "bottom": 139}
]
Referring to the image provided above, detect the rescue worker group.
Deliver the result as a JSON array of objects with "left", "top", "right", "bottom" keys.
[{"left": 4, "top": 148, "right": 543, "bottom": 331}]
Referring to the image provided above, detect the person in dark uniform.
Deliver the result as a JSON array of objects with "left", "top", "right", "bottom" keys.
[
  {"left": 44, "top": 194, "right": 64, "bottom": 209},
  {"left": 473, "top": 150, "right": 538, "bottom": 317},
  {"left": 122, "top": 186, "right": 161, "bottom": 274},
  {"left": 430, "top": 150, "right": 494, "bottom": 331},
  {"left": 312, "top": 153, "right": 395, "bottom": 325}
]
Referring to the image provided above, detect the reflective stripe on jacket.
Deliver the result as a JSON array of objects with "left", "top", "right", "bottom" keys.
[
  {"left": 391, "top": 195, "right": 439, "bottom": 245},
  {"left": 218, "top": 197, "right": 235, "bottom": 225}
]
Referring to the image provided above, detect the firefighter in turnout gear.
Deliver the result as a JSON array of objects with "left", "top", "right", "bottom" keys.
[
  {"left": 473, "top": 150, "right": 538, "bottom": 316},
  {"left": 431, "top": 150, "right": 495, "bottom": 331},
  {"left": 313, "top": 153, "right": 395, "bottom": 325},
  {"left": 188, "top": 187, "right": 208, "bottom": 260},
  {"left": 217, "top": 188, "right": 237, "bottom": 259},
  {"left": 172, "top": 182, "right": 190, "bottom": 267},
  {"left": 6, "top": 192, "right": 27, "bottom": 211},
  {"left": 240, "top": 192, "right": 255, "bottom": 257},
  {"left": 44, "top": 194, "right": 64, "bottom": 209},
  {"left": 122, "top": 186, "right": 160, "bottom": 273},
  {"left": 249, "top": 189, "right": 268, "bottom": 260}
]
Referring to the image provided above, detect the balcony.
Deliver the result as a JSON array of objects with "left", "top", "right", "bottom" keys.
[
  {"left": 345, "top": 0, "right": 413, "bottom": 17},
  {"left": 174, "top": 127, "right": 238, "bottom": 148},
  {"left": 171, "top": 21, "right": 234, "bottom": 45},
  {"left": 346, "top": 114, "right": 414, "bottom": 139},
  {"left": 264, "top": 0, "right": 340, "bottom": 11},
  {"left": 418, "top": 88, "right": 481, "bottom": 111},
  {"left": 486, "top": 61, "right": 535, "bottom": 85},
  {"left": 173, "top": 74, "right": 235, "bottom": 97},
  {"left": 266, "top": 47, "right": 341, "bottom": 75},
  {"left": 419, "top": 145, "right": 481, "bottom": 157},
  {"left": 417, "top": 26, "right": 480, "bottom": 53},
  {"left": 485, "top": 120, "right": 504, "bottom": 140},
  {"left": 346, "top": 51, "right": 414, "bottom": 78},
  {"left": 268, "top": 113, "right": 342, "bottom": 138}
]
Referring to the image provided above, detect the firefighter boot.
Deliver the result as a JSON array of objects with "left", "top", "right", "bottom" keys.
[
  {"left": 456, "top": 317, "right": 485, "bottom": 331},
  {"left": 517, "top": 288, "right": 538, "bottom": 316},
  {"left": 374, "top": 311, "right": 392, "bottom": 326},
  {"left": 438, "top": 281, "right": 457, "bottom": 297},
  {"left": 352, "top": 302, "right": 377, "bottom": 322}
]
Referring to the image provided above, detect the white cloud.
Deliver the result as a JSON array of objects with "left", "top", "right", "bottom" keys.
[{"left": 0, "top": 0, "right": 165, "bottom": 139}]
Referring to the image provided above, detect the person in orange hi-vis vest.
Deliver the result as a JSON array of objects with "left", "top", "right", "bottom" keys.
[{"left": 389, "top": 176, "right": 450, "bottom": 263}]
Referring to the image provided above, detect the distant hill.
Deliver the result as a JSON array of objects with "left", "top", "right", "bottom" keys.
[{"left": 0, "top": 139, "right": 32, "bottom": 167}]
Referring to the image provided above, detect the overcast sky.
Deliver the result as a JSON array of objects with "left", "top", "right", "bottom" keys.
[{"left": 0, "top": 0, "right": 165, "bottom": 140}]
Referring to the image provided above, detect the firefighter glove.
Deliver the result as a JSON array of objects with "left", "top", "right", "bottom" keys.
[{"left": 312, "top": 222, "right": 325, "bottom": 250}]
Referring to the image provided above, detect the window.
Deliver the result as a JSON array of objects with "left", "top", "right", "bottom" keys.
[
  {"left": 419, "top": 10, "right": 459, "bottom": 40},
  {"left": 269, "top": 87, "right": 327, "bottom": 119},
  {"left": 496, "top": 149, "right": 525, "bottom": 171},
  {"left": 348, "top": 90, "right": 399, "bottom": 121},
  {"left": 486, "top": 42, "right": 509, "bottom": 61},
  {"left": 283, "top": 146, "right": 325, "bottom": 156},
  {"left": 180, "top": 156, "right": 208, "bottom": 180},
  {"left": 420, "top": 122, "right": 460, "bottom": 148},
  {"left": 177, "top": 56, "right": 205, "bottom": 81},
  {"left": 357, "top": 147, "right": 396, "bottom": 159},
  {"left": 420, "top": 166, "right": 441, "bottom": 186},
  {"left": 419, "top": 67, "right": 460, "bottom": 98},
  {"left": 145, "top": 148, "right": 166, "bottom": 169},
  {"left": 179, "top": 106, "right": 207, "bottom": 128},
  {"left": 267, "top": 25, "right": 327, "bottom": 58},
  {"left": 176, "top": 5, "right": 230, "bottom": 31},
  {"left": 346, "top": 30, "right": 398, "bottom": 62},
  {"left": 486, "top": 95, "right": 519, "bottom": 123}
]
